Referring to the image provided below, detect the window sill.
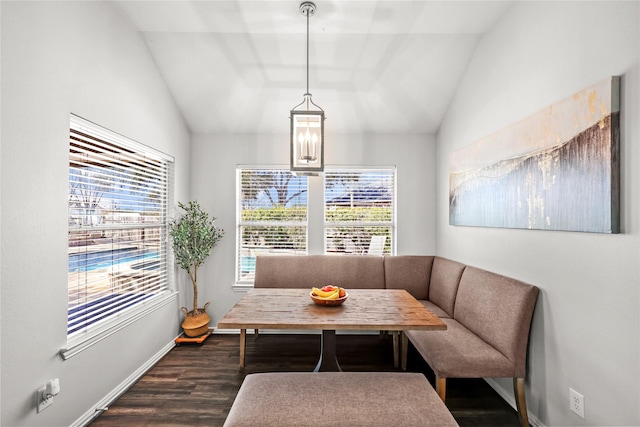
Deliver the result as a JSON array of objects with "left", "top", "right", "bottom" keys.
[
  {"left": 232, "top": 283, "right": 254, "bottom": 292},
  {"left": 60, "top": 291, "right": 178, "bottom": 360}
]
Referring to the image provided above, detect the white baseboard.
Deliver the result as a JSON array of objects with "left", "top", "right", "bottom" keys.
[
  {"left": 484, "top": 378, "right": 544, "bottom": 427},
  {"left": 71, "top": 340, "right": 176, "bottom": 427}
]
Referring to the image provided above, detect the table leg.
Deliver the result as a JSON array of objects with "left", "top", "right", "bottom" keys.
[
  {"left": 314, "top": 330, "right": 342, "bottom": 372},
  {"left": 401, "top": 332, "right": 409, "bottom": 371},
  {"left": 392, "top": 331, "right": 400, "bottom": 368},
  {"left": 240, "top": 328, "right": 246, "bottom": 368}
]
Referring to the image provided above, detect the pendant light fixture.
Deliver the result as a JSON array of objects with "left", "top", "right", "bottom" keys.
[{"left": 290, "top": 1, "right": 325, "bottom": 174}]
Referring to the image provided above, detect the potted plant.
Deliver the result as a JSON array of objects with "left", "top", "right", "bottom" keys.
[{"left": 170, "top": 201, "right": 224, "bottom": 337}]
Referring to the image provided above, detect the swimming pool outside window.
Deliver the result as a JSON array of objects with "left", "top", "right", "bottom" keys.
[{"left": 67, "top": 114, "right": 174, "bottom": 344}]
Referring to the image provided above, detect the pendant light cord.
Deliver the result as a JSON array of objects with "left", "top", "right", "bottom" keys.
[
  {"left": 292, "top": 2, "right": 323, "bottom": 113},
  {"left": 306, "top": 8, "right": 310, "bottom": 96}
]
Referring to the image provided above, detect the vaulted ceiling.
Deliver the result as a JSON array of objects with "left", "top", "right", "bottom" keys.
[{"left": 113, "top": 1, "right": 512, "bottom": 134}]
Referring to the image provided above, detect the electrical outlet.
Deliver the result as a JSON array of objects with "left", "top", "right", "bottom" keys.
[
  {"left": 37, "top": 387, "right": 53, "bottom": 413},
  {"left": 570, "top": 388, "right": 584, "bottom": 418}
]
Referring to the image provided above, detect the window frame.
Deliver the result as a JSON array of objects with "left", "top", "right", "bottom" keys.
[
  {"left": 235, "top": 165, "right": 397, "bottom": 288},
  {"left": 62, "top": 114, "right": 176, "bottom": 359}
]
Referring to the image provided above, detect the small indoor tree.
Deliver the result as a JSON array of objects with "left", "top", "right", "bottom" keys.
[{"left": 170, "top": 201, "right": 224, "bottom": 336}]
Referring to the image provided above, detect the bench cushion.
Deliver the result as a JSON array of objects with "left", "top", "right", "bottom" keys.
[
  {"left": 419, "top": 299, "right": 451, "bottom": 319},
  {"left": 254, "top": 255, "right": 385, "bottom": 289},
  {"left": 405, "top": 319, "right": 515, "bottom": 378},
  {"left": 224, "top": 372, "right": 459, "bottom": 427}
]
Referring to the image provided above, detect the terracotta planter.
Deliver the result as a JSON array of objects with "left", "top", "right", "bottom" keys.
[{"left": 181, "top": 302, "right": 211, "bottom": 337}]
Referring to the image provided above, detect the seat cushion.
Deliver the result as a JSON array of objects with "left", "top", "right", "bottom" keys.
[
  {"left": 224, "top": 372, "right": 459, "bottom": 427},
  {"left": 419, "top": 300, "right": 451, "bottom": 319},
  {"left": 405, "top": 319, "right": 515, "bottom": 378}
]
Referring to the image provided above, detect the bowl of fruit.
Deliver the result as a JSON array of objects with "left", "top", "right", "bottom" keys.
[{"left": 310, "top": 285, "right": 348, "bottom": 306}]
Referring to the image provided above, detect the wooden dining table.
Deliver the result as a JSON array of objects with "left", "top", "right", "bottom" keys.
[{"left": 217, "top": 288, "right": 447, "bottom": 371}]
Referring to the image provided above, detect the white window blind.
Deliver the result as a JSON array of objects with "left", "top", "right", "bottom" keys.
[
  {"left": 324, "top": 168, "right": 395, "bottom": 255},
  {"left": 237, "top": 168, "right": 308, "bottom": 283},
  {"left": 68, "top": 115, "right": 173, "bottom": 339}
]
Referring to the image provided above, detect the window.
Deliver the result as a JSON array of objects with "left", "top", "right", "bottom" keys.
[
  {"left": 67, "top": 114, "right": 173, "bottom": 347},
  {"left": 325, "top": 168, "right": 395, "bottom": 255},
  {"left": 237, "top": 168, "right": 308, "bottom": 283},
  {"left": 236, "top": 166, "right": 395, "bottom": 285}
]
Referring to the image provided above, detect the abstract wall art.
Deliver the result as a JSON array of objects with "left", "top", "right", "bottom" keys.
[{"left": 449, "top": 76, "right": 620, "bottom": 233}]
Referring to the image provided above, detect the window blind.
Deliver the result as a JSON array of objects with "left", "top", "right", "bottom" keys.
[
  {"left": 237, "top": 168, "right": 308, "bottom": 283},
  {"left": 68, "top": 115, "right": 172, "bottom": 337},
  {"left": 324, "top": 168, "right": 395, "bottom": 255}
]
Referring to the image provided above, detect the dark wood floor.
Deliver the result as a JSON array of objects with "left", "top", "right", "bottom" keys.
[{"left": 90, "top": 333, "right": 520, "bottom": 426}]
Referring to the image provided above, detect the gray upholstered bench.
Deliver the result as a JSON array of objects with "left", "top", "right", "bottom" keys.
[{"left": 223, "top": 372, "right": 459, "bottom": 427}]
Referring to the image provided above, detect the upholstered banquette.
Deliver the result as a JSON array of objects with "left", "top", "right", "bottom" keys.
[{"left": 251, "top": 255, "right": 539, "bottom": 427}]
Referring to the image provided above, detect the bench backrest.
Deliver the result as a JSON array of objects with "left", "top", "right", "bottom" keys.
[
  {"left": 254, "top": 255, "right": 385, "bottom": 289},
  {"left": 453, "top": 266, "right": 539, "bottom": 377},
  {"left": 383, "top": 256, "right": 433, "bottom": 300},
  {"left": 428, "top": 257, "right": 466, "bottom": 317}
]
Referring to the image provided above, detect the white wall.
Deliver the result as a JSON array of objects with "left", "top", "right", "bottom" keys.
[
  {"left": 437, "top": 2, "right": 639, "bottom": 426},
  {"left": 0, "top": 2, "right": 190, "bottom": 426},
  {"left": 189, "top": 132, "right": 437, "bottom": 328}
]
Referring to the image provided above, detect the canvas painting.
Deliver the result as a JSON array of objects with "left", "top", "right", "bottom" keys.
[{"left": 449, "top": 76, "right": 620, "bottom": 233}]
